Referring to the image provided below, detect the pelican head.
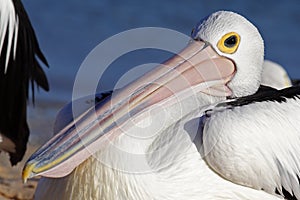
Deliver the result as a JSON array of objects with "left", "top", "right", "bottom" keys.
[
  {"left": 23, "top": 11, "right": 264, "bottom": 182},
  {"left": 192, "top": 11, "right": 264, "bottom": 97}
]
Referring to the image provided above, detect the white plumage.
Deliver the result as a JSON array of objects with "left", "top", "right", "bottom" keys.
[
  {"left": 0, "top": 0, "right": 18, "bottom": 72},
  {"left": 35, "top": 95, "right": 281, "bottom": 200},
  {"left": 204, "top": 96, "right": 300, "bottom": 199}
]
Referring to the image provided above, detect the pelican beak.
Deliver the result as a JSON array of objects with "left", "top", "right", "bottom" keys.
[{"left": 22, "top": 40, "right": 235, "bottom": 182}]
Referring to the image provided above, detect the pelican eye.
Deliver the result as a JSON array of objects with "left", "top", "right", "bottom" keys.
[
  {"left": 217, "top": 32, "right": 240, "bottom": 54},
  {"left": 224, "top": 36, "right": 237, "bottom": 47}
]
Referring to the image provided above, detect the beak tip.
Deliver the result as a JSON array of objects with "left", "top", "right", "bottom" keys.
[{"left": 22, "top": 162, "right": 36, "bottom": 183}]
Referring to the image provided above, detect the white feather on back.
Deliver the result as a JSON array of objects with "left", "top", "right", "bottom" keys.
[{"left": 203, "top": 97, "right": 300, "bottom": 199}]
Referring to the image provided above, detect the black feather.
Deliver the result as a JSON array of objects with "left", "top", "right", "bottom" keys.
[
  {"left": 218, "top": 85, "right": 300, "bottom": 109},
  {"left": 0, "top": 0, "right": 49, "bottom": 165}
]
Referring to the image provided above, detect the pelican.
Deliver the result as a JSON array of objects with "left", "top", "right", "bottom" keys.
[
  {"left": 23, "top": 11, "right": 296, "bottom": 199},
  {"left": 262, "top": 60, "right": 292, "bottom": 89},
  {"left": 0, "top": 0, "right": 49, "bottom": 165}
]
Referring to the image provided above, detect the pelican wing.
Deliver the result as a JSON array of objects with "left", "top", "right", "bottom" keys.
[
  {"left": 0, "top": 0, "right": 49, "bottom": 165},
  {"left": 203, "top": 86, "right": 300, "bottom": 200}
]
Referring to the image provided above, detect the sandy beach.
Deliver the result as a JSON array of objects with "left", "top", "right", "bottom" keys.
[{"left": 0, "top": 145, "right": 39, "bottom": 200}]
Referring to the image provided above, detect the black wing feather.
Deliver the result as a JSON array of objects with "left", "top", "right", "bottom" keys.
[
  {"left": 217, "top": 85, "right": 300, "bottom": 109},
  {"left": 0, "top": 0, "right": 49, "bottom": 165}
]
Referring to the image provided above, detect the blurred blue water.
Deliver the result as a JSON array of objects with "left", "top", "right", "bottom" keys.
[{"left": 23, "top": 0, "right": 300, "bottom": 102}]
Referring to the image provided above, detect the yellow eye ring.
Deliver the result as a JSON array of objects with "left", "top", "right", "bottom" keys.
[{"left": 217, "top": 32, "right": 240, "bottom": 54}]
